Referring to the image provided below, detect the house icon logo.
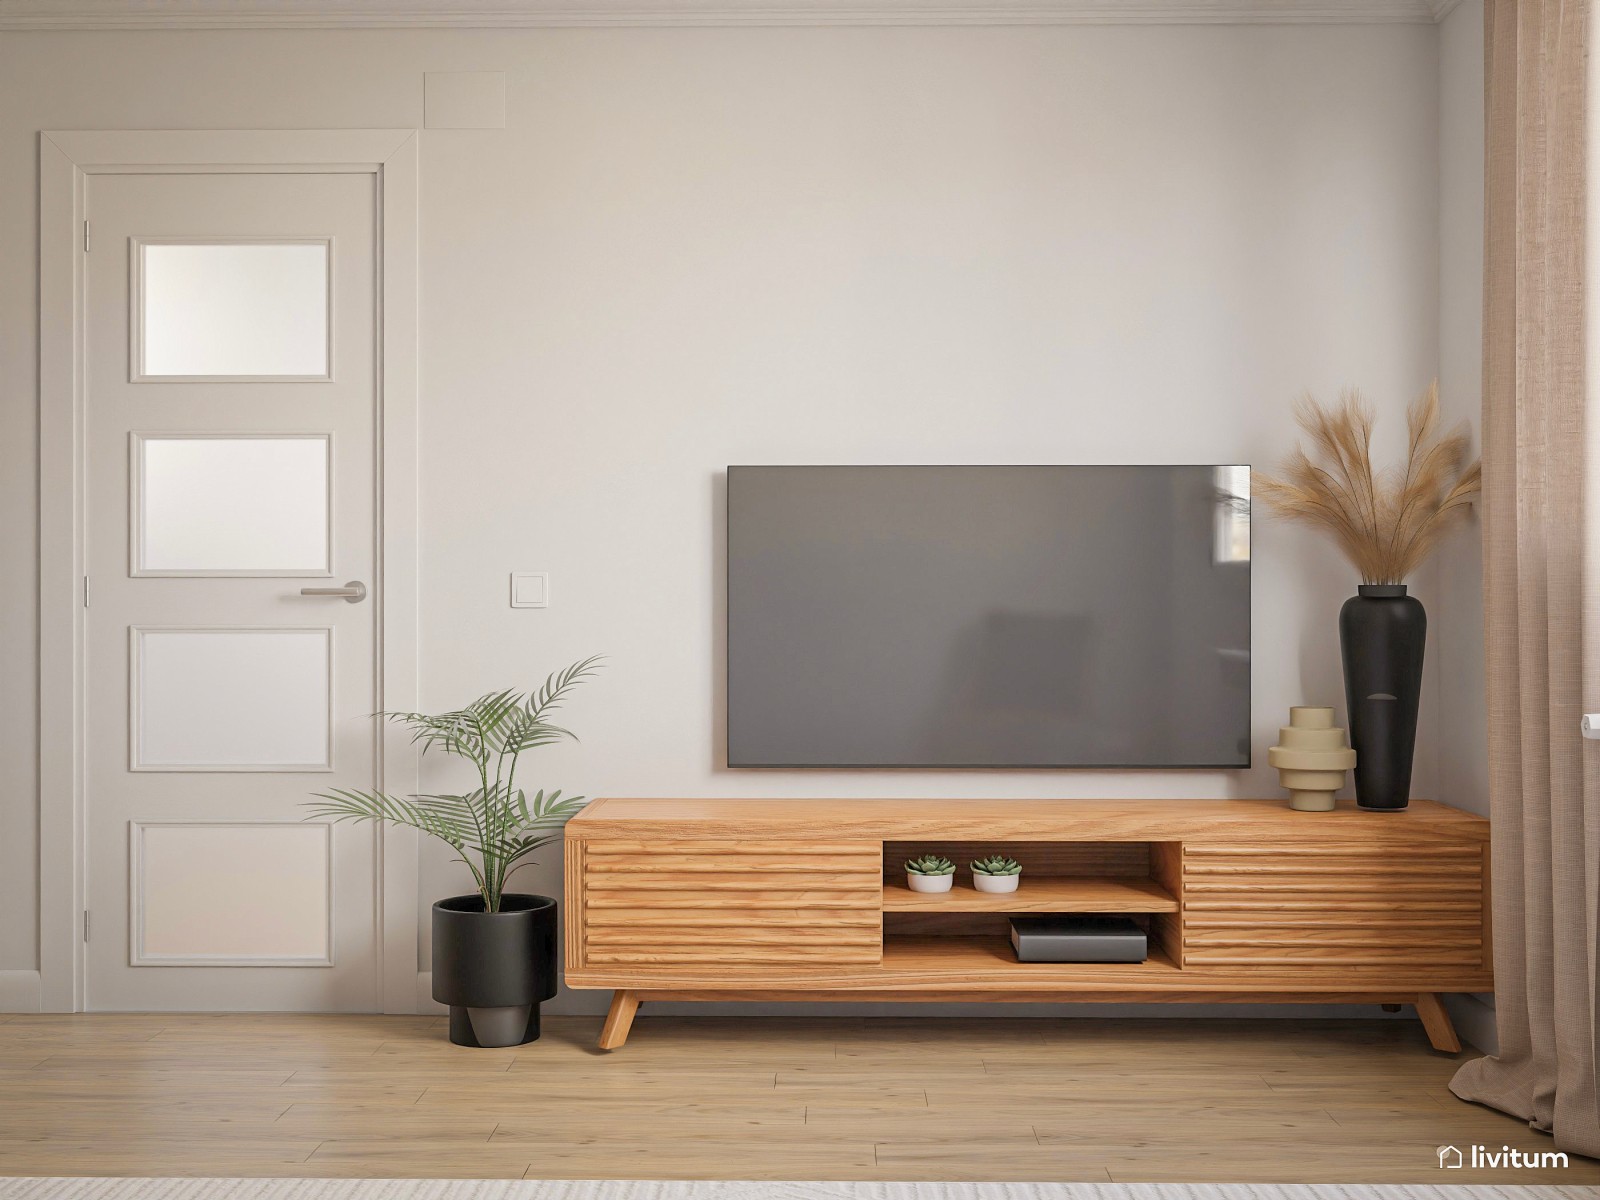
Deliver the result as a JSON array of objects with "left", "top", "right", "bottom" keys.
[{"left": 1439, "top": 1145, "right": 1464, "bottom": 1169}]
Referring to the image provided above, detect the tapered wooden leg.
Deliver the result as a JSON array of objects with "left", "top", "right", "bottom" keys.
[
  {"left": 598, "top": 990, "right": 640, "bottom": 1050},
  {"left": 1415, "top": 992, "right": 1461, "bottom": 1053}
]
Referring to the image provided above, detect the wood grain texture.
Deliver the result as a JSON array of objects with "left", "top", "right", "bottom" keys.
[
  {"left": 883, "top": 840, "right": 1150, "bottom": 879},
  {"left": 1148, "top": 841, "right": 1185, "bottom": 968},
  {"left": 0, "top": 1013, "right": 1590, "bottom": 1183},
  {"left": 565, "top": 798, "right": 1494, "bottom": 1041},
  {"left": 882, "top": 876, "right": 1176, "bottom": 913},
  {"left": 1413, "top": 992, "right": 1462, "bottom": 1053},
  {"left": 885, "top": 911, "right": 1058, "bottom": 937},
  {"left": 634, "top": 988, "right": 1428, "bottom": 1003},
  {"left": 579, "top": 838, "right": 884, "bottom": 970},
  {"left": 570, "top": 949, "right": 1491, "bottom": 993},
  {"left": 568, "top": 797, "right": 1490, "bottom": 841},
  {"left": 598, "top": 990, "right": 640, "bottom": 1050},
  {"left": 563, "top": 835, "right": 587, "bottom": 974},
  {"left": 1181, "top": 844, "right": 1486, "bottom": 971}
]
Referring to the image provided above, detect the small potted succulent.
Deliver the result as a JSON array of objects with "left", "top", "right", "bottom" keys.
[
  {"left": 905, "top": 854, "right": 956, "bottom": 893},
  {"left": 971, "top": 855, "right": 1022, "bottom": 893}
]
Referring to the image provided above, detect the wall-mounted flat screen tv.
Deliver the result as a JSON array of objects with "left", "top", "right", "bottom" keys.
[{"left": 726, "top": 465, "right": 1251, "bottom": 768}]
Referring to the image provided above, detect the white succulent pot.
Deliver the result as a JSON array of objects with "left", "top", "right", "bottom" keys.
[
  {"left": 906, "top": 872, "right": 954, "bottom": 893},
  {"left": 972, "top": 872, "right": 1020, "bottom": 893}
]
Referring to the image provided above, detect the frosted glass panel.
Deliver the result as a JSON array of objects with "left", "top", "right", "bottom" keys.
[
  {"left": 138, "top": 436, "right": 329, "bottom": 575},
  {"left": 140, "top": 241, "right": 329, "bottom": 378},
  {"left": 136, "top": 823, "right": 330, "bottom": 962},
  {"left": 135, "top": 628, "right": 331, "bottom": 769}
]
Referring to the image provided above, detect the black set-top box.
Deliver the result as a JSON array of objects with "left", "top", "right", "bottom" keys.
[{"left": 1008, "top": 915, "right": 1148, "bottom": 963}]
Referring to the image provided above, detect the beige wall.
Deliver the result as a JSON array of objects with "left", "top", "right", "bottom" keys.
[
  {"left": 1, "top": 24, "right": 1445, "bottom": 1011},
  {"left": 1434, "top": 0, "right": 1492, "bottom": 1053},
  {"left": 1436, "top": 0, "right": 1487, "bottom": 827}
]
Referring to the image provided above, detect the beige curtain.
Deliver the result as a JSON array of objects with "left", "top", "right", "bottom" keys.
[{"left": 1449, "top": 0, "right": 1600, "bottom": 1159}]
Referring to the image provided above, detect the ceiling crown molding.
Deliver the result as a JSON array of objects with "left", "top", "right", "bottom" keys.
[{"left": 0, "top": 0, "right": 1451, "bottom": 31}]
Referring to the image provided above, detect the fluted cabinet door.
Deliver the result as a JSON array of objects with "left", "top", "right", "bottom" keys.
[
  {"left": 570, "top": 840, "right": 884, "bottom": 969},
  {"left": 1181, "top": 842, "right": 1487, "bottom": 972}
]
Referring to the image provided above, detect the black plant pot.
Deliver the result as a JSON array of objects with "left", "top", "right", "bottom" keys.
[
  {"left": 1339, "top": 584, "right": 1426, "bottom": 811},
  {"left": 432, "top": 893, "right": 557, "bottom": 1048}
]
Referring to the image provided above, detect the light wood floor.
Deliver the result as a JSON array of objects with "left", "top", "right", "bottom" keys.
[{"left": 0, "top": 1011, "right": 1593, "bottom": 1184}]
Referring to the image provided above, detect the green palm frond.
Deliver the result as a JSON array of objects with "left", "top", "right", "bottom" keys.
[
  {"left": 306, "top": 788, "right": 469, "bottom": 848},
  {"left": 528, "top": 656, "right": 605, "bottom": 723},
  {"left": 413, "top": 792, "right": 493, "bottom": 847},
  {"left": 492, "top": 711, "right": 575, "bottom": 757},
  {"left": 391, "top": 709, "right": 484, "bottom": 760},
  {"left": 303, "top": 657, "right": 603, "bottom": 912},
  {"left": 512, "top": 787, "right": 588, "bottom": 827},
  {"left": 466, "top": 689, "right": 525, "bottom": 753}
]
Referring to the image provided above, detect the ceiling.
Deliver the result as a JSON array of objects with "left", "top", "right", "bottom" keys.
[{"left": 0, "top": 0, "right": 1463, "bottom": 31}]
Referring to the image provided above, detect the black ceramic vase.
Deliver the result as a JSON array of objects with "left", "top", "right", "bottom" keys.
[
  {"left": 1338, "top": 584, "right": 1426, "bottom": 811},
  {"left": 432, "top": 893, "right": 557, "bottom": 1048}
]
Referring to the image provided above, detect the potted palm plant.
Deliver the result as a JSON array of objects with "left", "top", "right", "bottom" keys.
[{"left": 305, "top": 656, "right": 601, "bottom": 1048}]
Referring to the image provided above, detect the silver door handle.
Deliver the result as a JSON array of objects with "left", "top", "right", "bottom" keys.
[{"left": 299, "top": 580, "right": 367, "bottom": 604}]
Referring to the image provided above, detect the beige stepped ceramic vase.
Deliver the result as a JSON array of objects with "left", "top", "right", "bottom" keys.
[{"left": 1267, "top": 706, "right": 1357, "bottom": 812}]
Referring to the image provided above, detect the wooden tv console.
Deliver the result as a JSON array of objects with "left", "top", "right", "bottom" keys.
[{"left": 562, "top": 797, "right": 1490, "bottom": 1051}]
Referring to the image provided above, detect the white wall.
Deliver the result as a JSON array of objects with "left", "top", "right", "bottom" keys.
[
  {"left": 1435, "top": 0, "right": 1493, "bottom": 1053},
  {"left": 1, "top": 23, "right": 1447, "bottom": 1013},
  {"left": 1437, "top": 0, "right": 1487, "bottom": 824}
]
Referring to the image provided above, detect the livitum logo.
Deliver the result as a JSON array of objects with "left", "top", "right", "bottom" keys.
[{"left": 1437, "top": 1143, "right": 1571, "bottom": 1169}]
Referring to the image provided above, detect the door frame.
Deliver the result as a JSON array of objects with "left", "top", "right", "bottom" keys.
[{"left": 38, "top": 129, "right": 421, "bottom": 1013}]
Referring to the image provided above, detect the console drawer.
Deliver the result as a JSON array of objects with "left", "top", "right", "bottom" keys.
[
  {"left": 572, "top": 839, "right": 883, "bottom": 968},
  {"left": 1181, "top": 843, "right": 1487, "bottom": 969}
]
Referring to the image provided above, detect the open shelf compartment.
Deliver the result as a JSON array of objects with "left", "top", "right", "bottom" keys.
[
  {"left": 883, "top": 875, "right": 1177, "bottom": 912},
  {"left": 881, "top": 838, "right": 1185, "bottom": 967},
  {"left": 879, "top": 935, "right": 1183, "bottom": 978}
]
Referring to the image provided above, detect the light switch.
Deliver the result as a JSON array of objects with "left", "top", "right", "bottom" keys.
[{"left": 510, "top": 572, "right": 549, "bottom": 609}]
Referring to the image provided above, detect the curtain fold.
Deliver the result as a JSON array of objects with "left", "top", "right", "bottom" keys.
[{"left": 1448, "top": 0, "right": 1600, "bottom": 1159}]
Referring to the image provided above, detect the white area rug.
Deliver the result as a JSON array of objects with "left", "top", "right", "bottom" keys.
[{"left": 0, "top": 1183, "right": 1593, "bottom": 1200}]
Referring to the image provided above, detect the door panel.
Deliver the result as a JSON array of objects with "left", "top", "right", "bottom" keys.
[
  {"left": 130, "top": 627, "right": 333, "bottom": 771},
  {"left": 85, "top": 171, "right": 379, "bottom": 1011},
  {"left": 131, "top": 822, "right": 333, "bottom": 965},
  {"left": 133, "top": 433, "right": 332, "bottom": 576},
  {"left": 134, "top": 237, "right": 332, "bottom": 380}
]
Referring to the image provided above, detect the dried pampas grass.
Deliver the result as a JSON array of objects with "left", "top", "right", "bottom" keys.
[{"left": 1255, "top": 382, "right": 1481, "bottom": 584}]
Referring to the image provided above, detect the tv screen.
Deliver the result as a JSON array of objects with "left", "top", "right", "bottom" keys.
[{"left": 726, "top": 465, "right": 1251, "bottom": 768}]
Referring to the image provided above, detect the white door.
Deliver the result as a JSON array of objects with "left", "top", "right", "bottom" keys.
[{"left": 84, "top": 172, "right": 381, "bottom": 1011}]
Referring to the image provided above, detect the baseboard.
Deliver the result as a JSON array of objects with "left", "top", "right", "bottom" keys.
[
  {"left": 415, "top": 972, "right": 445, "bottom": 1015},
  {"left": 1447, "top": 991, "right": 1497, "bottom": 1054},
  {"left": 0, "top": 970, "right": 42, "bottom": 1012}
]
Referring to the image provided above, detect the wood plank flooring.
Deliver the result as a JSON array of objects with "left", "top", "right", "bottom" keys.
[{"left": 0, "top": 1011, "right": 1593, "bottom": 1184}]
